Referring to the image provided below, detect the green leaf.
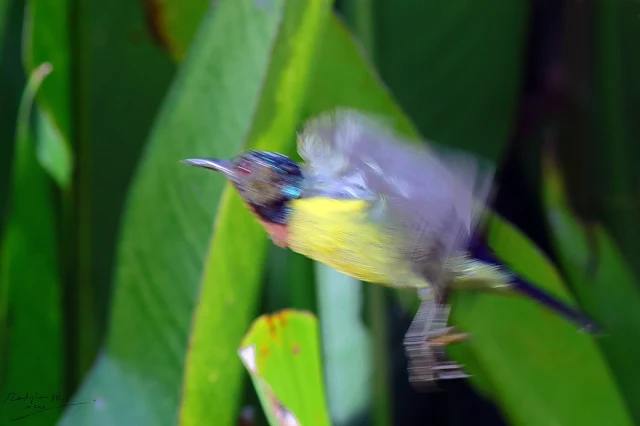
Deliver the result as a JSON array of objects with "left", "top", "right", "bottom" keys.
[
  {"left": 238, "top": 310, "right": 331, "bottom": 426},
  {"left": 179, "top": 0, "right": 332, "bottom": 423},
  {"left": 60, "top": 0, "right": 331, "bottom": 424},
  {"left": 447, "top": 212, "right": 633, "bottom": 425},
  {"left": 315, "top": 263, "right": 371, "bottom": 425},
  {"left": 543, "top": 147, "right": 640, "bottom": 423},
  {"left": 264, "top": 246, "right": 317, "bottom": 314},
  {"left": 303, "top": 17, "right": 416, "bottom": 137},
  {"left": 71, "top": 0, "right": 179, "bottom": 376},
  {"left": 35, "top": 107, "right": 72, "bottom": 189},
  {"left": 1, "top": 62, "right": 64, "bottom": 425},
  {"left": 373, "top": 0, "right": 528, "bottom": 162}
]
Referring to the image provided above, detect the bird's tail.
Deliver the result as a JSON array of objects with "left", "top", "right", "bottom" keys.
[{"left": 467, "top": 235, "right": 602, "bottom": 335}]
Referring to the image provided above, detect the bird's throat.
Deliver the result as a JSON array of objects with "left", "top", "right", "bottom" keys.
[{"left": 248, "top": 205, "right": 289, "bottom": 248}]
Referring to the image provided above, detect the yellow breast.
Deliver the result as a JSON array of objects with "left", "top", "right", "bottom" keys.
[{"left": 287, "top": 197, "right": 423, "bottom": 288}]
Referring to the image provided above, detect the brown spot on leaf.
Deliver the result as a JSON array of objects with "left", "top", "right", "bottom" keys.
[
  {"left": 260, "top": 346, "right": 269, "bottom": 357},
  {"left": 292, "top": 344, "right": 300, "bottom": 356},
  {"left": 274, "top": 311, "right": 289, "bottom": 327},
  {"left": 265, "top": 316, "right": 277, "bottom": 338}
]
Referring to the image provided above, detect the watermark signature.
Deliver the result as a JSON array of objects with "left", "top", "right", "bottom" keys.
[{"left": 4, "top": 392, "right": 95, "bottom": 422}]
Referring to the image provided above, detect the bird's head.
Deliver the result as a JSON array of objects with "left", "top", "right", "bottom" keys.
[{"left": 183, "top": 150, "right": 303, "bottom": 226}]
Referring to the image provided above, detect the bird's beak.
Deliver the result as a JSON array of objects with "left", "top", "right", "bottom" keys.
[{"left": 182, "top": 158, "right": 235, "bottom": 176}]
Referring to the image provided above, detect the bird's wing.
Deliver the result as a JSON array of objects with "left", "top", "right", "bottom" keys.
[{"left": 297, "top": 109, "right": 495, "bottom": 289}]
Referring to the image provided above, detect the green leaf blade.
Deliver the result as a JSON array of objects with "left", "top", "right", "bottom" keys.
[
  {"left": 449, "top": 214, "right": 633, "bottom": 426},
  {"left": 59, "top": 0, "right": 289, "bottom": 423},
  {"left": 543, "top": 149, "right": 640, "bottom": 423},
  {"left": 375, "top": 0, "right": 528, "bottom": 161},
  {"left": 75, "top": 0, "right": 180, "bottom": 374},
  {"left": 35, "top": 108, "right": 72, "bottom": 189},
  {"left": 1, "top": 63, "right": 64, "bottom": 426},
  {"left": 178, "top": 0, "right": 333, "bottom": 424},
  {"left": 239, "top": 310, "right": 330, "bottom": 426}
]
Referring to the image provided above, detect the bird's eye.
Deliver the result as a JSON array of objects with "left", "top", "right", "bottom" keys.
[{"left": 236, "top": 161, "right": 252, "bottom": 175}]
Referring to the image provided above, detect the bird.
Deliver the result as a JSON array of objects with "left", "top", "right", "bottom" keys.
[{"left": 182, "top": 108, "right": 600, "bottom": 385}]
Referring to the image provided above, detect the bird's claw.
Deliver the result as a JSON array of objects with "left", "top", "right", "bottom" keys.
[
  {"left": 406, "top": 326, "right": 470, "bottom": 388},
  {"left": 404, "top": 299, "right": 471, "bottom": 388},
  {"left": 426, "top": 326, "right": 471, "bottom": 346}
]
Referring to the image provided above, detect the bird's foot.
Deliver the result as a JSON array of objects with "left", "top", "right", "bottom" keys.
[
  {"left": 405, "top": 326, "right": 470, "bottom": 388},
  {"left": 404, "top": 301, "right": 471, "bottom": 389},
  {"left": 426, "top": 326, "right": 471, "bottom": 347}
]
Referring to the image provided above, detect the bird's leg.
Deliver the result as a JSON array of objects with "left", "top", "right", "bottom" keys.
[{"left": 403, "top": 287, "right": 470, "bottom": 389}]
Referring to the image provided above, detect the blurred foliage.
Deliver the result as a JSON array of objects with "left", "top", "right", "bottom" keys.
[
  {"left": 73, "top": 0, "right": 178, "bottom": 380},
  {"left": 1, "top": 63, "right": 63, "bottom": 425},
  {"left": 543, "top": 146, "right": 640, "bottom": 423},
  {"left": 0, "top": 0, "right": 25, "bottom": 242},
  {"left": 373, "top": 0, "right": 528, "bottom": 162},
  {"left": 0, "top": 0, "right": 638, "bottom": 425}
]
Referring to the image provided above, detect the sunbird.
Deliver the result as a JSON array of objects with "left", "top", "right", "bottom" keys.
[{"left": 183, "top": 109, "right": 599, "bottom": 385}]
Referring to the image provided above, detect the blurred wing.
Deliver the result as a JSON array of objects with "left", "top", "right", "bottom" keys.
[{"left": 297, "top": 109, "right": 495, "bottom": 288}]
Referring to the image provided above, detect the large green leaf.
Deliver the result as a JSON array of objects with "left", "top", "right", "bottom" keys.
[
  {"left": 1, "top": 63, "right": 64, "bottom": 425},
  {"left": 238, "top": 310, "right": 330, "bottom": 426},
  {"left": 373, "top": 0, "right": 528, "bottom": 162},
  {"left": 60, "top": 0, "right": 331, "bottom": 424},
  {"left": 72, "top": 0, "right": 178, "bottom": 375},
  {"left": 302, "top": 17, "right": 415, "bottom": 136},
  {"left": 449, "top": 213, "right": 632, "bottom": 425},
  {"left": 543, "top": 147, "right": 640, "bottom": 423},
  {"left": 178, "top": 1, "right": 332, "bottom": 424}
]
